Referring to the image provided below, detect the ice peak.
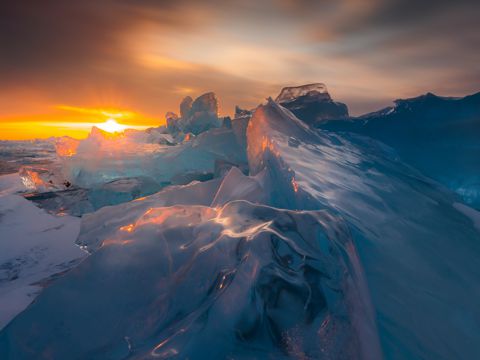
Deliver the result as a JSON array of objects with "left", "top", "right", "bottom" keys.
[
  {"left": 191, "top": 92, "right": 218, "bottom": 115},
  {"left": 173, "top": 92, "right": 221, "bottom": 135},
  {"left": 275, "top": 83, "right": 330, "bottom": 103}
]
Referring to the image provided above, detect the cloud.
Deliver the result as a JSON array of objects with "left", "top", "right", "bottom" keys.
[{"left": 0, "top": 0, "right": 478, "bottom": 120}]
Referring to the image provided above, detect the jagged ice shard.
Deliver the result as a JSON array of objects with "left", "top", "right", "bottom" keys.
[{"left": 1, "top": 85, "right": 480, "bottom": 360}]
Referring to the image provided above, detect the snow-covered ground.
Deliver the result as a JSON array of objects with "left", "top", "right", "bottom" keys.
[{"left": 0, "top": 174, "right": 87, "bottom": 330}]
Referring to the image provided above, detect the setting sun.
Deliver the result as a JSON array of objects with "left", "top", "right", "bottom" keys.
[
  {"left": 0, "top": 2, "right": 479, "bottom": 358},
  {"left": 97, "top": 119, "right": 127, "bottom": 133}
]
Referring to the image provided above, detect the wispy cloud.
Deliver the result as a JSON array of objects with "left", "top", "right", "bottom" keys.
[{"left": 0, "top": 0, "right": 478, "bottom": 126}]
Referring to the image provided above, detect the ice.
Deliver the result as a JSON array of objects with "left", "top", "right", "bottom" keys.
[
  {"left": 320, "top": 91, "right": 480, "bottom": 208},
  {"left": 275, "top": 83, "right": 330, "bottom": 103},
  {"left": 19, "top": 176, "right": 164, "bottom": 217},
  {"left": 123, "top": 128, "right": 175, "bottom": 145},
  {"left": 52, "top": 93, "right": 238, "bottom": 191},
  {"left": 234, "top": 105, "right": 253, "bottom": 119},
  {"left": 60, "top": 126, "right": 246, "bottom": 189},
  {"left": 0, "top": 174, "right": 87, "bottom": 330},
  {"left": 453, "top": 202, "right": 480, "bottom": 232},
  {"left": 19, "top": 162, "right": 71, "bottom": 192},
  {"left": 77, "top": 177, "right": 223, "bottom": 251},
  {"left": 55, "top": 136, "right": 80, "bottom": 157},
  {"left": 166, "top": 111, "right": 181, "bottom": 134},
  {"left": 179, "top": 96, "right": 193, "bottom": 119},
  {"left": 0, "top": 139, "right": 56, "bottom": 175},
  {"left": 247, "top": 99, "right": 480, "bottom": 359},
  {"left": 0, "top": 199, "right": 379, "bottom": 359},
  {"left": 221, "top": 115, "right": 232, "bottom": 129},
  {"left": 88, "top": 177, "right": 162, "bottom": 209},
  {"left": 231, "top": 116, "right": 251, "bottom": 149},
  {"left": 177, "top": 92, "right": 221, "bottom": 135},
  {"left": 211, "top": 166, "right": 266, "bottom": 206},
  {"left": 275, "top": 84, "right": 349, "bottom": 125},
  {"left": 1, "top": 86, "right": 480, "bottom": 359},
  {"left": 190, "top": 92, "right": 218, "bottom": 114},
  {"left": 23, "top": 122, "right": 247, "bottom": 215}
]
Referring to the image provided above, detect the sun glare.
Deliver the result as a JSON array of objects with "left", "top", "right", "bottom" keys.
[{"left": 97, "top": 119, "right": 127, "bottom": 133}]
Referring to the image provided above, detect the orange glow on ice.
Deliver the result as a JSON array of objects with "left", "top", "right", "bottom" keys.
[{"left": 120, "top": 224, "right": 135, "bottom": 233}]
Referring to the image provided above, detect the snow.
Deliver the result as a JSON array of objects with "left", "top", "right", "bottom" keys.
[{"left": 0, "top": 174, "right": 87, "bottom": 330}]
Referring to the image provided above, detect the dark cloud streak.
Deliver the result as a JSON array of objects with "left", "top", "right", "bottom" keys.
[{"left": 0, "top": 0, "right": 478, "bottom": 118}]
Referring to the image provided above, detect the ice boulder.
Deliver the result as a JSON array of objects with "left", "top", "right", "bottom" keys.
[
  {"left": 22, "top": 176, "right": 164, "bottom": 217},
  {"left": 179, "top": 96, "right": 193, "bottom": 119},
  {"left": 231, "top": 106, "right": 254, "bottom": 149},
  {"left": 191, "top": 92, "right": 218, "bottom": 114},
  {"left": 19, "top": 164, "right": 71, "bottom": 192},
  {"left": 276, "top": 83, "right": 330, "bottom": 103},
  {"left": 55, "top": 136, "right": 80, "bottom": 157},
  {"left": 176, "top": 92, "right": 221, "bottom": 135},
  {"left": 275, "top": 83, "right": 349, "bottom": 125},
  {"left": 165, "top": 111, "right": 180, "bottom": 134}
]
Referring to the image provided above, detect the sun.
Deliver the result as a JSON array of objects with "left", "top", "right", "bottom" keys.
[{"left": 97, "top": 119, "right": 127, "bottom": 133}]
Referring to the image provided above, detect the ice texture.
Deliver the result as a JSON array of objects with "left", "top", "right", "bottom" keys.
[
  {"left": 275, "top": 83, "right": 330, "bottom": 103},
  {"left": 1, "top": 86, "right": 480, "bottom": 360},
  {"left": 276, "top": 84, "right": 349, "bottom": 125},
  {"left": 55, "top": 136, "right": 80, "bottom": 157},
  {"left": 247, "top": 99, "right": 480, "bottom": 359},
  {"left": 320, "top": 92, "right": 480, "bottom": 208},
  {"left": 0, "top": 174, "right": 86, "bottom": 330},
  {"left": 0, "top": 139, "right": 56, "bottom": 175},
  {"left": 0, "top": 199, "right": 377, "bottom": 359},
  {"left": 59, "top": 126, "right": 246, "bottom": 189},
  {"left": 176, "top": 92, "right": 221, "bottom": 135}
]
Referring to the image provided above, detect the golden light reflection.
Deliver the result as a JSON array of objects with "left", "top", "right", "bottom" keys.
[
  {"left": 56, "top": 136, "right": 80, "bottom": 157},
  {"left": 291, "top": 177, "right": 299, "bottom": 193},
  {"left": 120, "top": 224, "right": 135, "bottom": 233},
  {"left": 20, "top": 167, "right": 48, "bottom": 190}
]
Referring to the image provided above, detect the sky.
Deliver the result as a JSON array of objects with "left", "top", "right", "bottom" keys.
[{"left": 1, "top": 0, "right": 479, "bottom": 139}]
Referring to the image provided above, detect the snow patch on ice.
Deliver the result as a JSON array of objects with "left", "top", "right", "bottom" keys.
[{"left": 0, "top": 174, "right": 87, "bottom": 330}]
